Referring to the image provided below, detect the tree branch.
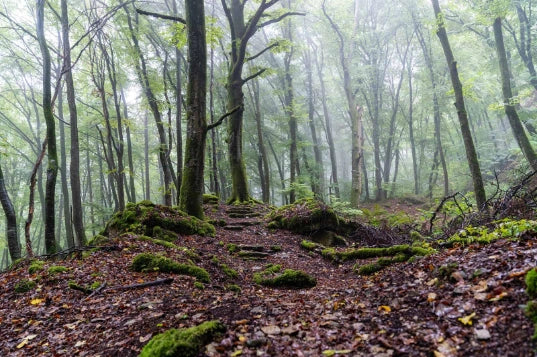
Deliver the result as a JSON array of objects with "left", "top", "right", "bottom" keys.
[
  {"left": 242, "top": 68, "right": 267, "bottom": 84},
  {"left": 135, "top": 7, "right": 186, "bottom": 24},
  {"left": 258, "top": 11, "right": 305, "bottom": 29},
  {"left": 207, "top": 105, "right": 242, "bottom": 130},
  {"left": 246, "top": 42, "right": 279, "bottom": 62}
]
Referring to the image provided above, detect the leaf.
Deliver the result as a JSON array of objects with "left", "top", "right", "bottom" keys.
[
  {"left": 322, "top": 351, "right": 336, "bottom": 357},
  {"left": 231, "top": 350, "right": 243, "bottom": 356},
  {"left": 427, "top": 293, "right": 437, "bottom": 302},
  {"left": 378, "top": 305, "right": 391, "bottom": 313},
  {"left": 458, "top": 312, "right": 476, "bottom": 326},
  {"left": 30, "top": 298, "right": 44, "bottom": 305}
]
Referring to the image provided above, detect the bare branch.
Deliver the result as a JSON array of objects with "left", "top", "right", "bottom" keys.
[
  {"left": 135, "top": 7, "right": 186, "bottom": 24},
  {"left": 207, "top": 105, "right": 242, "bottom": 130},
  {"left": 258, "top": 11, "right": 305, "bottom": 29},
  {"left": 242, "top": 68, "right": 267, "bottom": 84},
  {"left": 246, "top": 42, "right": 279, "bottom": 62}
]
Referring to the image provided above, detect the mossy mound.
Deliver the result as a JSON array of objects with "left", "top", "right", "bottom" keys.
[
  {"left": 202, "top": 194, "right": 219, "bottom": 205},
  {"left": 87, "top": 234, "right": 110, "bottom": 246},
  {"left": 525, "top": 269, "right": 537, "bottom": 340},
  {"left": 14, "top": 279, "right": 36, "bottom": 293},
  {"left": 526, "top": 268, "right": 537, "bottom": 299},
  {"left": 28, "top": 260, "right": 44, "bottom": 274},
  {"left": 48, "top": 265, "right": 69, "bottom": 274},
  {"left": 102, "top": 201, "right": 215, "bottom": 238},
  {"left": 131, "top": 253, "right": 210, "bottom": 283},
  {"left": 318, "top": 243, "right": 433, "bottom": 262},
  {"left": 140, "top": 320, "right": 226, "bottom": 357},
  {"left": 267, "top": 199, "right": 340, "bottom": 234},
  {"left": 253, "top": 264, "right": 316, "bottom": 289}
]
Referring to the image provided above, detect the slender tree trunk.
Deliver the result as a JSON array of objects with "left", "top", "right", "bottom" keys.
[
  {"left": 432, "top": 0, "right": 486, "bottom": 208},
  {"left": 251, "top": 79, "right": 270, "bottom": 203},
  {"left": 0, "top": 163, "right": 20, "bottom": 260},
  {"left": 179, "top": 0, "right": 207, "bottom": 218},
  {"left": 494, "top": 17, "right": 537, "bottom": 171},
  {"left": 514, "top": 5, "right": 537, "bottom": 91},
  {"left": 61, "top": 0, "right": 86, "bottom": 245},
  {"left": 284, "top": 47, "right": 298, "bottom": 203},
  {"left": 408, "top": 62, "right": 419, "bottom": 194},
  {"left": 37, "top": 0, "right": 57, "bottom": 254},
  {"left": 144, "top": 113, "right": 151, "bottom": 201},
  {"left": 86, "top": 134, "right": 96, "bottom": 237},
  {"left": 172, "top": 0, "right": 183, "bottom": 202},
  {"left": 121, "top": 90, "right": 136, "bottom": 202}
]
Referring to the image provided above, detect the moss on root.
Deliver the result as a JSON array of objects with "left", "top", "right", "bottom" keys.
[
  {"left": 140, "top": 320, "right": 226, "bottom": 357},
  {"left": 102, "top": 201, "right": 215, "bottom": 238},
  {"left": 253, "top": 264, "right": 316, "bottom": 289},
  {"left": 202, "top": 193, "right": 219, "bottom": 205},
  {"left": 321, "top": 244, "right": 433, "bottom": 263},
  {"left": 355, "top": 253, "right": 410, "bottom": 275},
  {"left": 131, "top": 253, "right": 210, "bottom": 283}
]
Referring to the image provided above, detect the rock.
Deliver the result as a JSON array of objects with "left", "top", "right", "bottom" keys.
[
  {"left": 475, "top": 328, "right": 491, "bottom": 340},
  {"left": 261, "top": 325, "right": 281, "bottom": 335}
]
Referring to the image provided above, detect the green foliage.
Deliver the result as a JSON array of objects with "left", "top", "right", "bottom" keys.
[
  {"left": 28, "top": 260, "right": 44, "bottom": 274},
  {"left": 329, "top": 196, "right": 363, "bottom": 219},
  {"left": 526, "top": 269, "right": 537, "bottom": 299},
  {"left": 170, "top": 23, "right": 187, "bottom": 49},
  {"left": 206, "top": 16, "right": 225, "bottom": 47},
  {"left": 267, "top": 199, "right": 340, "bottom": 234},
  {"left": 444, "top": 219, "right": 537, "bottom": 247},
  {"left": 48, "top": 265, "right": 69, "bottom": 274},
  {"left": 14, "top": 279, "right": 36, "bottom": 293},
  {"left": 131, "top": 253, "right": 210, "bottom": 283},
  {"left": 139, "top": 320, "right": 226, "bottom": 357}
]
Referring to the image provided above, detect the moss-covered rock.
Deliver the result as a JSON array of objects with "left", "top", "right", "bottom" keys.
[
  {"left": 14, "top": 279, "right": 36, "bottom": 293},
  {"left": 140, "top": 320, "right": 226, "bottom": 357},
  {"left": 102, "top": 201, "right": 215, "bottom": 238},
  {"left": 48, "top": 265, "right": 69, "bottom": 274},
  {"left": 355, "top": 253, "right": 410, "bottom": 275},
  {"left": 28, "top": 260, "right": 44, "bottom": 274},
  {"left": 266, "top": 199, "right": 340, "bottom": 234},
  {"left": 253, "top": 264, "right": 316, "bottom": 289},
  {"left": 152, "top": 226, "right": 178, "bottom": 242},
  {"left": 131, "top": 253, "right": 210, "bottom": 283},
  {"left": 202, "top": 194, "right": 219, "bottom": 205},
  {"left": 526, "top": 268, "right": 537, "bottom": 299},
  {"left": 87, "top": 234, "right": 110, "bottom": 246}
]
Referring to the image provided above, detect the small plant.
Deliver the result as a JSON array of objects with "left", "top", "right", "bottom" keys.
[
  {"left": 140, "top": 320, "right": 226, "bottom": 357},
  {"left": 14, "top": 279, "right": 36, "bottom": 293},
  {"left": 48, "top": 265, "right": 69, "bottom": 275},
  {"left": 28, "top": 260, "right": 44, "bottom": 274}
]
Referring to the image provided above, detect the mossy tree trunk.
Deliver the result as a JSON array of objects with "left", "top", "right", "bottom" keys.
[
  {"left": 493, "top": 17, "right": 537, "bottom": 171},
  {"left": 432, "top": 0, "right": 486, "bottom": 209},
  {"left": 37, "top": 0, "right": 57, "bottom": 254},
  {"left": 0, "top": 163, "right": 20, "bottom": 261},
  {"left": 179, "top": 0, "right": 207, "bottom": 219}
]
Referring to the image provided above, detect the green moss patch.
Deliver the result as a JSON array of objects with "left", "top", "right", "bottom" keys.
[
  {"left": 355, "top": 253, "right": 410, "bottom": 275},
  {"left": 267, "top": 199, "right": 341, "bottom": 234},
  {"left": 48, "top": 265, "right": 69, "bottom": 274},
  {"left": 526, "top": 268, "right": 537, "bottom": 299},
  {"left": 525, "top": 269, "right": 537, "bottom": 340},
  {"left": 102, "top": 201, "right": 215, "bottom": 238},
  {"left": 138, "top": 235, "right": 178, "bottom": 249},
  {"left": 253, "top": 264, "right": 316, "bottom": 289},
  {"left": 211, "top": 256, "right": 239, "bottom": 279},
  {"left": 140, "top": 320, "right": 226, "bottom": 357},
  {"left": 320, "top": 244, "right": 433, "bottom": 262},
  {"left": 87, "top": 234, "right": 110, "bottom": 246},
  {"left": 131, "top": 253, "right": 210, "bottom": 283},
  {"left": 28, "top": 260, "right": 44, "bottom": 274},
  {"left": 443, "top": 219, "right": 537, "bottom": 247},
  {"left": 14, "top": 279, "right": 36, "bottom": 293},
  {"left": 202, "top": 193, "right": 219, "bottom": 205}
]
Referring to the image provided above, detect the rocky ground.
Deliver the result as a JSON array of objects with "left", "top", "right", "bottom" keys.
[{"left": 0, "top": 201, "right": 536, "bottom": 356}]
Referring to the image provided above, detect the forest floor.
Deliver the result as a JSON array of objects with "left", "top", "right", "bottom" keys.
[{"left": 0, "top": 200, "right": 536, "bottom": 356}]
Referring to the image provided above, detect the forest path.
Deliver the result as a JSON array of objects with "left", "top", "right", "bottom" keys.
[{"left": 0, "top": 202, "right": 534, "bottom": 356}]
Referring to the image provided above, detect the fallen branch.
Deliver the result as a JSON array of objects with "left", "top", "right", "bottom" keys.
[
  {"left": 108, "top": 278, "right": 174, "bottom": 291},
  {"left": 83, "top": 281, "right": 108, "bottom": 301},
  {"left": 428, "top": 192, "right": 459, "bottom": 234}
]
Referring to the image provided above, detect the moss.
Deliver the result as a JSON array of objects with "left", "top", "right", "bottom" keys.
[
  {"left": 87, "top": 234, "right": 110, "bottom": 246},
  {"left": 48, "top": 265, "right": 69, "bottom": 274},
  {"left": 68, "top": 281, "right": 93, "bottom": 294},
  {"left": 138, "top": 235, "right": 178, "bottom": 249},
  {"left": 300, "top": 240, "right": 318, "bottom": 251},
  {"left": 319, "top": 244, "right": 435, "bottom": 263},
  {"left": 437, "top": 263, "right": 459, "bottom": 280},
  {"left": 103, "top": 201, "right": 215, "bottom": 238},
  {"left": 202, "top": 193, "right": 219, "bottom": 205},
  {"left": 139, "top": 320, "right": 226, "bottom": 357},
  {"left": 355, "top": 253, "right": 410, "bottom": 276},
  {"left": 152, "top": 226, "right": 178, "bottom": 242},
  {"left": 526, "top": 268, "right": 537, "bottom": 299},
  {"left": 266, "top": 199, "right": 340, "bottom": 234},
  {"left": 131, "top": 253, "right": 210, "bottom": 283},
  {"left": 443, "top": 219, "right": 537, "bottom": 247},
  {"left": 254, "top": 269, "right": 316, "bottom": 289},
  {"left": 226, "top": 284, "right": 241, "bottom": 293},
  {"left": 28, "top": 260, "right": 45, "bottom": 274},
  {"left": 221, "top": 264, "right": 238, "bottom": 279},
  {"left": 356, "top": 263, "right": 383, "bottom": 275},
  {"left": 90, "top": 281, "right": 102, "bottom": 290},
  {"left": 226, "top": 243, "right": 238, "bottom": 253},
  {"left": 410, "top": 230, "right": 424, "bottom": 241},
  {"left": 270, "top": 245, "right": 282, "bottom": 252},
  {"left": 14, "top": 279, "right": 36, "bottom": 293},
  {"left": 193, "top": 281, "right": 204, "bottom": 290}
]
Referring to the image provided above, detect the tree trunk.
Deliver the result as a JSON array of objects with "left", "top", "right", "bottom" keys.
[
  {"left": 0, "top": 163, "right": 20, "bottom": 261},
  {"left": 121, "top": 90, "right": 137, "bottom": 202},
  {"left": 179, "top": 0, "right": 207, "bottom": 219},
  {"left": 514, "top": 5, "right": 537, "bottom": 91},
  {"left": 144, "top": 113, "right": 151, "bottom": 201},
  {"left": 251, "top": 80, "right": 270, "bottom": 203},
  {"left": 61, "top": 0, "right": 86, "bottom": 246},
  {"left": 172, "top": 0, "right": 183, "bottom": 202},
  {"left": 37, "top": 0, "right": 57, "bottom": 254},
  {"left": 284, "top": 44, "right": 298, "bottom": 203},
  {"left": 493, "top": 17, "right": 537, "bottom": 171},
  {"left": 432, "top": 0, "right": 486, "bottom": 209}
]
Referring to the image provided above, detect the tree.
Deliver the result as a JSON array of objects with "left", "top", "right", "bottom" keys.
[
  {"left": 493, "top": 16, "right": 537, "bottom": 171},
  {"left": 179, "top": 0, "right": 207, "bottom": 218},
  {"left": 0, "top": 161, "right": 20, "bottom": 261},
  {"left": 431, "top": 0, "right": 486, "bottom": 209},
  {"left": 37, "top": 0, "right": 58, "bottom": 254}
]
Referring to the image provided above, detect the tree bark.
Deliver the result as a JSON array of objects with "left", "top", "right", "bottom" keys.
[
  {"left": 179, "top": 0, "right": 207, "bottom": 219},
  {"left": 37, "top": 0, "right": 58, "bottom": 254},
  {"left": 431, "top": 0, "right": 486, "bottom": 208},
  {"left": 0, "top": 162, "right": 20, "bottom": 261}
]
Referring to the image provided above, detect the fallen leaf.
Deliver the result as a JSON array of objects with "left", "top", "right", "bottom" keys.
[
  {"left": 231, "top": 349, "right": 243, "bottom": 356},
  {"left": 378, "top": 305, "right": 391, "bottom": 313},
  {"left": 139, "top": 333, "right": 152, "bottom": 343},
  {"left": 427, "top": 293, "right": 437, "bottom": 302},
  {"left": 488, "top": 291, "right": 508, "bottom": 301},
  {"left": 30, "top": 298, "right": 44, "bottom": 305},
  {"left": 261, "top": 325, "right": 281, "bottom": 335},
  {"left": 458, "top": 312, "right": 476, "bottom": 326}
]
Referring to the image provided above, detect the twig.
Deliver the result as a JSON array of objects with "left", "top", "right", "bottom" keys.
[
  {"left": 108, "top": 278, "right": 174, "bottom": 291},
  {"left": 83, "top": 281, "right": 108, "bottom": 301},
  {"left": 429, "top": 192, "right": 459, "bottom": 234}
]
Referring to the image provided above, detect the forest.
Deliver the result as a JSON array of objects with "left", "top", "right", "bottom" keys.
[{"left": 1, "top": 0, "right": 537, "bottom": 355}]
